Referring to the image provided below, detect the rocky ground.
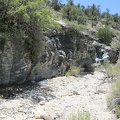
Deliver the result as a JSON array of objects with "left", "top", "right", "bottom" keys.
[{"left": 0, "top": 71, "right": 117, "bottom": 120}]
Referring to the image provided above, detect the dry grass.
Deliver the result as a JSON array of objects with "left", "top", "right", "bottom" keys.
[
  {"left": 65, "top": 65, "right": 80, "bottom": 76},
  {"left": 69, "top": 111, "right": 90, "bottom": 120},
  {"left": 106, "top": 59, "right": 120, "bottom": 118}
]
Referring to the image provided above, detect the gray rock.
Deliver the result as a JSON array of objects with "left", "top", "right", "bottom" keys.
[
  {"left": 0, "top": 39, "right": 31, "bottom": 85},
  {"left": 0, "top": 27, "right": 96, "bottom": 85},
  {"left": 93, "top": 40, "right": 119, "bottom": 65},
  {"left": 109, "top": 49, "right": 119, "bottom": 63},
  {"left": 31, "top": 95, "right": 45, "bottom": 103},
  {"left": 72, "top": 90, "right": 80, "bottom": 95},
  {"left": 0, "top": 115, "right": 7, "bottom": 118}
]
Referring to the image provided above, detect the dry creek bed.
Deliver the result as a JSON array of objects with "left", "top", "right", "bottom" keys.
[{"left": 0, "top": 71, "right": 117, "bottom": 120}]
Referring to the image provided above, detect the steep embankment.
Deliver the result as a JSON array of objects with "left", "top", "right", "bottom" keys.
[{"left": 0, "top": 71, "right": 116, "bottom": 120}]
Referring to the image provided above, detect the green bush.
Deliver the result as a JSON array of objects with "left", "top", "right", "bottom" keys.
[
  {"left": 69, "top": 111, "right": 90, "bottom": 120},
  {"left": 97, "top": 26, "right": 113, "bottom": 45},
  {"left": 77, "top": 15, "right": 87, "bottom": 25},
  {"left": 116, "top": 105, "right": 120, "bottom": 118},
  {"left": 65, "top": 65, "right": 80, "bottom": 76}
]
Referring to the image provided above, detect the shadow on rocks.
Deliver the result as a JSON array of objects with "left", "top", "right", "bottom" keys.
[{"left": 0, "top": 80, "right": 56, "bottom": 103}]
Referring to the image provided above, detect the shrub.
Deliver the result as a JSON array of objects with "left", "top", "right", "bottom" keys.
[
  {"left": 69, "top": 111, "right": 90, "bottom": 120},
  {"left": 102, "top": 60, "right": 115, "bottom": 79},
  {"left": 77, "top": 15, "right": 87, "bottom": 25},
  {"left": 97, "top": 26, "right": 113, "bottom": 45},
  {"left": 116, "top": 105, "right": 120, "bottom": 118},
  {"left": 62, "top": 5, "right": 87, "bottom": 24},
  {"left": 65, "top": 65, "right": 80, "bottom": 76},
  {"left": 106, "top": 59, "right": 120, "bottom": 118}
]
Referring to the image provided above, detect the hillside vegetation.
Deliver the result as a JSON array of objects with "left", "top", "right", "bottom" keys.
[
  {"left": 0, "top": 0, "right": 59, "bottom": 46},
  {"left": 47, "top": 0, "right": 120, "bottom": 45},
  {"left": 0, "top": 0, "right": 120, "bottom": 119},
  {"left": 1, "top": 0, "right": 120, "bottom": 44},
  {"left": 49, "top": 0, "right": 120, "bottom": 29}
]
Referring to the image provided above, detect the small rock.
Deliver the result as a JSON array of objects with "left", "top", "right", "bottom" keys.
[
  {"left": 0, "top": 115, "right": 7, "bottom": 118},
  {"left": 34, "top": 114, "right": 43, "bottom": 119},
  {"left": 29, "top": 114, "right": 34, "bottom": 118},
  {"left": 34, "top": 109, "right": 48, "bottom": 119},
  {"left": 72, "top": 90, "right": 79, "bottom": 95},
  {"left": 40, "top": 101, "right": 46, "bottom": 105},
  {"left": 43, "top": 115, "right": 55, "bottom": 120},
  {"left": 53, "top": 108, "right": 61, "bottom": 111},
  {"left": 112, "top": 108, "right": 116, "bottom": 114},
  {"left": 34, "top": 114, "right": 54, "bottom": 120},
  {"left": 31, "top": 95, "right": 45, "bottom": 103}
]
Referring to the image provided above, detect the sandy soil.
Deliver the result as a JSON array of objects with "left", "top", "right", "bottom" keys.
[{"left": 0, "top": 71, "right": 117, "bottom": 120}]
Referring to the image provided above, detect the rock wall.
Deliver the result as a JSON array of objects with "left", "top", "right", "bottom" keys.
[
  {"left": 0, "top": 36, "right": 31, "bottom": 85},
  {"left": 1, "top": 27, "right": 116, "bottom": 85},
  {"left": 30, "top": 28, "right": 96, "bottom": 82}
]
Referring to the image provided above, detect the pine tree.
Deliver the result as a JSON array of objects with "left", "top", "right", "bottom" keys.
[
  {"left": 51, "top": 0, "right": 61, "bottom": 11},
  {"left": 67, "top": 0, "right": 74, "bottom": 5}
]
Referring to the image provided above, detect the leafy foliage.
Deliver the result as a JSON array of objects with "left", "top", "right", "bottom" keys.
[
  {"left": 0, "top": 0, "right": 59, "bottom": 39},
  {"left": 97, "top": 26, "right": 113, "bottom": 45}
]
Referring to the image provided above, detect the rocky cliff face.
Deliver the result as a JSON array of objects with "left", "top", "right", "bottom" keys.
[
  {"left": 0, "top": 27, "right": 118, "bottom": 85},
  {"left": 30, "top": 28, "right": 96, "bottom": 82}
]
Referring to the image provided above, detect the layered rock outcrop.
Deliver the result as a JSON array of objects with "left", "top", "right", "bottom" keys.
[
  {"left": 30, "top": 28, "right": 96, "bottom": 82},
  {"left": 0, "top": 27, "right": 119, "bottom": 85}
]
